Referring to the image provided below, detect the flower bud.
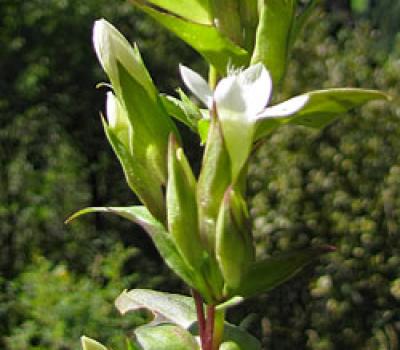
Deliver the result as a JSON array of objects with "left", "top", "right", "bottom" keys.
[
  {"left": 167, "top": 135, "right": 204, "bottom": 269},
  {"left": 93, "top": 19, "right": 156, "bottom": 99},
  {"left": 197, "top": 116, "right": 231, "bottom": 253},
  {"left": 106, "top": 92, "right": 130, "bottom": 150},
  {"left": 216, "top": 187, "right": 255, "bottom": 290}
]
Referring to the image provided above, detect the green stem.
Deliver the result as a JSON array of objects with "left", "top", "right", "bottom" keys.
[
  {"left": 208, "top": 65, "right": 218, "bottom": 90},
  {"left": 213, "top": 308, "right": 225, "bottom": 350}
]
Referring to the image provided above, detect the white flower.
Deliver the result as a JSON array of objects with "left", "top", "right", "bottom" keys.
[
  {"left": 106, "top": 92, "right": 131, "bottom": 150},
  {"left": 180, "top": 63, "right": 309, "bottom": 180},
  {"left": 93, "top": 19, "right": 156, "bottom": 99}
]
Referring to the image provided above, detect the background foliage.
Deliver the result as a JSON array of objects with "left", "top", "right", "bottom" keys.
[{"left": 1, "top": 0, "right": 399, "bottom": 349}]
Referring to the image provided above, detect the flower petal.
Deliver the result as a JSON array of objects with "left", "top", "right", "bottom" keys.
[
  {"left": 106, "top": 91, "right": 118, "bottom": 128},
  {"left": 179, "top": 64, "right": 213, "bottom": 108},
  {"left": 214, "top": 76, "right": 254, "bottom": 181},
  {"left": 237, "top": 63, "right": 273, "bottom": 117},
  {"left": 257, "top": 95, "right": 309, "bottom": 119}
]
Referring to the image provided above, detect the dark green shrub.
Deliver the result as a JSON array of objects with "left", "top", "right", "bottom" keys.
[{"left": 247, "top": 10, "right": 400, "bottom": 350}]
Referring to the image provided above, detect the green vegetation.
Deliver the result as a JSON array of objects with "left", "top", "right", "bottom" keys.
[{"left": 1, "top": 1, "right": 399, "bottom": 349}]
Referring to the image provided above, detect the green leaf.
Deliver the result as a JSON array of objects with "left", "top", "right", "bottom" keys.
[
  {"left": 118, "top": 63, "right": 180, "bottom": 185},
  {"left": 167, "top": 136, "right": 205, "bottom": 270},
  {"left": 232, "top": 246, "right": 335, "bottom": 298},
  {"left": 65, "top": 206, "right": 202, "bottom": 293},
  {"left": 251, "top": 0, "right": 296, "bottom": 86},
  {"left": 132, "top": 2, "right": 249, "bottom": 74},
  {"left": 289, "top": 0, "right": 320, "bottom": 50},
  {"left": 159, "top": 90, "right": 202, "bottom": 131},
  {"left": 216, "top": 188, "right": 254, "bottom": 289},
  {"left": 116, "top": 289, "right": 261, "bottom": 350},
  {"left": 115, "top": 289, "right": 197, "bottom": 329},
  {"left": 213, "top": 0, "right": 242, "bottom": 45},
  {"left": 254, "top": 88, "right": 389, "bottom": 140},
  {"left": 220, "top": 341, "right": 241, "bottom": 350},
  {"left": 135, "top": 324, "right": 199, "bottom": 350},
  {"left": 239, "top": 0, "right": 258, "bottom": 52},
  {"left": 81, "top": 336, "right": 108, "bottom": 350},
  {"left": 143, "top": 0, "right": 213, "bottom": 25},
  {"left": 197, "top": 119, "right": 210, "bottom": 144},
  {"left": 102, "top": 119, "right": 165, "bottom": 221},
  {"left": 197, "top": 117, "right": 231, "bottom": 253},
  {"left": 221, "top": 324, "right": 261, "bottom": 350}
]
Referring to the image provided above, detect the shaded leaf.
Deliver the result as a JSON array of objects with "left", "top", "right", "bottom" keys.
[
  {"left": 65, "top": 206, "right": 199, "bottom": 291},
  {"left": 102, "top": 119, "right": 165, "bottom": 221},
  {"left": 232, "top": 246, "right": 335, "bottom": 298}
]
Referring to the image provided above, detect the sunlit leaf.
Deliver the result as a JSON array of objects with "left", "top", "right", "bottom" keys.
[
  {"left": 255, "top": 88, "right": 389, "bottom": 140},
  {"left": 251, "top": 0, "right": 296, "bottom": 86},
  {"left": 132, "top": 2, "right": 249, "bottom": 74},
  {"left": 135, "top": 324, "right": 199, "bottom": 350},
  {"left": 143, "top": 0, "right": 213, "bottom": 25},
  {"left": 81, "top": 336, "right": 108, "bottom": 350},
  {"left": 115, "top": 289, "right": 261, "bottom": 349}
]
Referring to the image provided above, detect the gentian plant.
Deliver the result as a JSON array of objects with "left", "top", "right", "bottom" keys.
[{"left": 68, "top": 1, "right": 388, "bottom": 349}]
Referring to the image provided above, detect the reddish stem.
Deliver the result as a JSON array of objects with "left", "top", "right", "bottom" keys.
[
  {"left": 205, "top": 305, "right": 215, "bottom": 350},
  {"left": 192, "top": 289, "right": 206, "bottom": 349}
]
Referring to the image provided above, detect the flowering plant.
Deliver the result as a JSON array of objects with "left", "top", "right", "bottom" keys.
[{"left": 68, "top": 1, "right": 388, "bottom": 349}]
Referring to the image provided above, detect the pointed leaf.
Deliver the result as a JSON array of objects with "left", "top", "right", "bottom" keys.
[
  {"left": 254, "top": 88, "right": 389, "bottom": 140},
  {"left": 251, "top": 0, "right": 296, "bottom": 86},
  {"left": 289, "top": 0, "right": 320, "bottom": 50},
  {"left": 135, "top": 324, "right": 199, "bottom": 350},
  {"left": 159, "top": 90, "right": 202, "bottom": 132},
  {"left": 144, "top": 0, "right": 212, "bottom": 25},
  {"left": 102, "top": 119, "right": 165, "bottom": 221},
  {"left": 232, "top": 246, "right": 335, "bottom": 298},
  {"left": 220, "top": 342, "right": 241, "bottom": 350},
  {"left": 66, "top": 206, "right": 200, "bottom": 291},
  {"left": 116, "top": 289, "right": 261, "bottom": 349},
  {"left": 115, "top": 289, "right": 196, "bottom": 329},
  {"left": 81, "top": 336, "right": 108, "bottom": 350},
  {"left": 213, "top": 0, "right": 242, "bottom": 45},
  {"left": 118, "top": 63, "right": 180, "bottom": 185},
  {"left": 216, "top": 188, "right": 254, "bottom": 289},
  {"left": 197, "top": 117, "right": 231, "bottom": 253},
  {"left": 132, "top": 2, "right": 249, "bottom": 74},
  {"left": 167, "top": 136, "right": 204, "bottom": 270}
]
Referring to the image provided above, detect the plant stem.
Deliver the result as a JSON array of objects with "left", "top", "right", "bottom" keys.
[
  {"left": 205, "top": 305, "right": 215, "bottom": 350},
  {"left": 192, "top": 289, "right": 207, "bottom": 349},
  {"left": 208, "top": 65, "right": 218, "bottom": 90},
  {"left": 212, "top": 308, "right": 225, "bottom": 350}
]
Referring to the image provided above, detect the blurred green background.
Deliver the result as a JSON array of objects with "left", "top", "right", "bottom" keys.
[{"left": 1, "top": 0, "right": 399, "bottom": 349}]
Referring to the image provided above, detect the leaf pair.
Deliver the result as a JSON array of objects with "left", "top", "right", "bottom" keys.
[{"left": 115, "top": 289, "right": 261, "bottom": 350}]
